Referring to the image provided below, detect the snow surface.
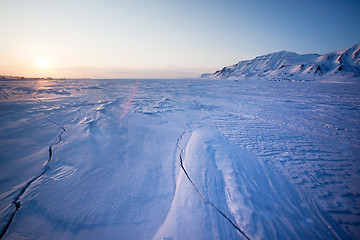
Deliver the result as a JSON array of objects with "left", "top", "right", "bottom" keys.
[
  {"left": 0, "top": 77, "right": 359, "bottom": 239},
  {"left": 203, "top": 43, "right": 360, "bottom": 81}
]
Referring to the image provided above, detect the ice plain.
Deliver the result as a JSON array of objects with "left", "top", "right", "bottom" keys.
[{"left": 0, "top": 77, "right": 359, "bottom": 239}]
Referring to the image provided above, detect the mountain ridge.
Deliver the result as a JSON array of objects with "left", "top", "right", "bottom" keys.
[{"left": 203, "top": 43, "right": 360, "bottom": 80}]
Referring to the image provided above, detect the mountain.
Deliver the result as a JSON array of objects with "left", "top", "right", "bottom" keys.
[{"left": 203, "top": 43, "right": 360, "bottom": 80}]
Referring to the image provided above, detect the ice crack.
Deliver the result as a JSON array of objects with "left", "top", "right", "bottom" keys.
[
  {"left": 0, "top": 123, "right": 66, "bottom": 239},
  {"left": 176, "top": 131, "right": 252, "bottom": 240}
]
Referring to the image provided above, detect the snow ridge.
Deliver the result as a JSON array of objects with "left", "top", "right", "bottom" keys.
[
  {"left": 175, "top": 131, "right": 252, "bottom": 240},
  {"left": 203, "top": 43, "right": 360, "bottom": 80}
]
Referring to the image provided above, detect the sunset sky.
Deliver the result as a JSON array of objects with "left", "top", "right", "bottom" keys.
[{"left": 0, "top": 0, "right": 359, "bottom": 79}]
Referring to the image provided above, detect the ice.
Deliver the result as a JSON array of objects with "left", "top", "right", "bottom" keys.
[{"left": 0, "top": 77, "right": 359, "bottom": 239}]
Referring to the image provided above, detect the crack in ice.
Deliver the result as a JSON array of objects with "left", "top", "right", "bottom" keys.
[
  {"left": 0, "top": 122, "right": 66, "bottom": 239},
  {"left": 176, "top": 131, "right": 252, "bottom": 240}
]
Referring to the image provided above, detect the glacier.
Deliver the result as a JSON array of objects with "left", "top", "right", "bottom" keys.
[{"left": 0, "top": 77, "right": 359, "bottom": 239}]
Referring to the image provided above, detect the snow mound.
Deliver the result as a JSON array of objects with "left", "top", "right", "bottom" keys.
[{"left": 154, "top": 126, "right": 341, "bottom": 240}]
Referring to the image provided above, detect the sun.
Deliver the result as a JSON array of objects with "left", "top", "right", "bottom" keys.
[{"left": 36, "top": 57, "right": 50, "bottom": 69}]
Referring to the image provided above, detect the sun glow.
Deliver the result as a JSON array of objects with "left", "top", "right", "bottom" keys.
[{"left": 36, "top": 57, "right": 50, "bottom": 69}]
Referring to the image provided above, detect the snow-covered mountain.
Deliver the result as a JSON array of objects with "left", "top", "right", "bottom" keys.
[{"left": 203, "top": 43, "right": 360, "bottom": 80}]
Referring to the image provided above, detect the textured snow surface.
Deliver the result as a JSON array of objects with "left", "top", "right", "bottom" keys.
[
  {"left": 204, "top": 43, "right": 360, "bottom": 81},
  {"left": 0, "top": 78, "right": 359, "bottom": 239}
]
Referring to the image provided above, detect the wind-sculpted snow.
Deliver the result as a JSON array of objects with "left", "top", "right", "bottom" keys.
[
  {"left": 154, "top": 126, "right": 348, "bottom": 239},
  {"left": 155, "top": 129, "right": 252, "bottom": 239},
  {"left": 0, "top": 78, "right": 359, "bottom": 239}
]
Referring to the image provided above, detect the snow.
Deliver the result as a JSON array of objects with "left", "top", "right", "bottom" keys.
[
  {"left": 203, "top": 43, "right": 360, "bottom": 81},
  {"left": 0, "top": 77, "right": 359, "bottom": 239}
]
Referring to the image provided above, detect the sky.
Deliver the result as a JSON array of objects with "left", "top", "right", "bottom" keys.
[{"left": 0, "top": 0, "right": 359, "bottom": 79}]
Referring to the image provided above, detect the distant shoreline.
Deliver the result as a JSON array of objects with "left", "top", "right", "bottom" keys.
[{"left": 0, "top": 75, "right": 90, "bottom": 80}]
